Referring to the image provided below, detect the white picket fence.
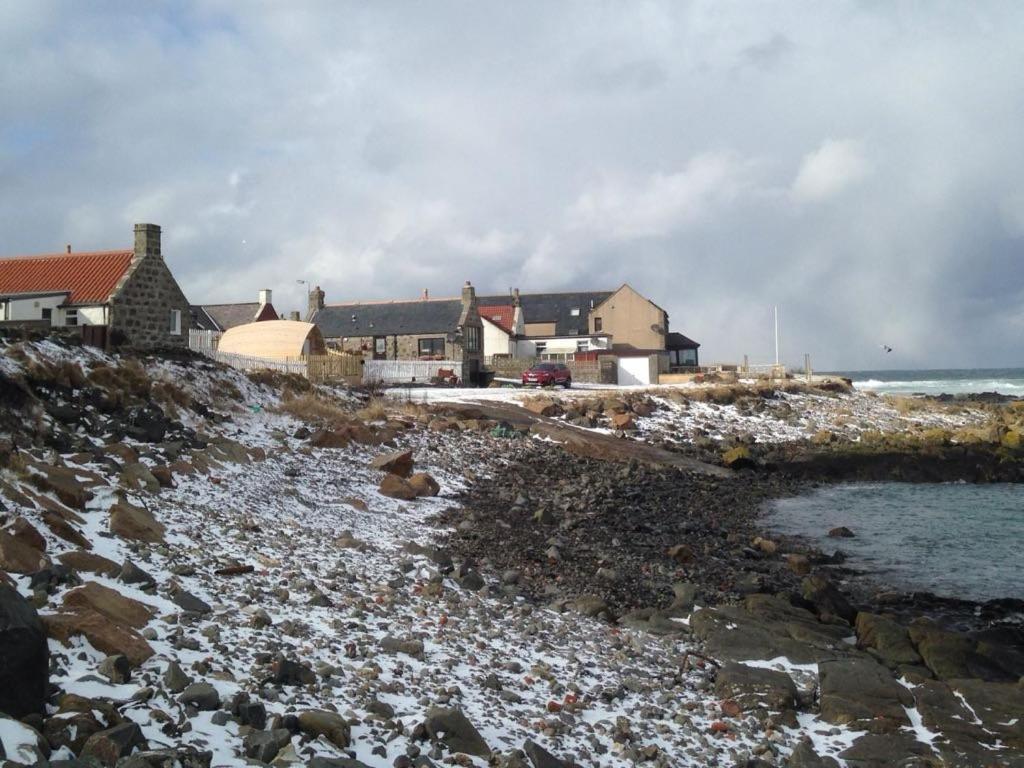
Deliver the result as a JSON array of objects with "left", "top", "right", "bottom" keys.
[
  {"left": 188, "top": 328, "right": 221, "bottom": 352},
  {"left": 199, "top": 349, "right": 309, "bottom": 376},
  {"left": 363, "top": 359, "right": 464, "bottom": 385}
]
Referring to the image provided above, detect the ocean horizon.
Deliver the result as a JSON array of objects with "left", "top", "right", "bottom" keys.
[{"left": 822, "top": 367, "right": 1024, "bottom": 396}]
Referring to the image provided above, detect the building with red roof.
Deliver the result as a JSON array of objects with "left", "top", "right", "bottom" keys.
[{"left": 0, "top": 223, "right": 192, "bottom": 349}]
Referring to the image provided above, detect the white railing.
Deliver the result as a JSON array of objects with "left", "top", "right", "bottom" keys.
[
  {"left": 188, "top": 328, "right": 222, "bottom": 352},
  {"left": 363, "top": 359, "right": 464, "bottom": 385}
]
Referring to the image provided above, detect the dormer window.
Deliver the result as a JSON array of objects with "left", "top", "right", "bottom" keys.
[{"left": 570, "top": 308, "right": 580, "bottom": 316}]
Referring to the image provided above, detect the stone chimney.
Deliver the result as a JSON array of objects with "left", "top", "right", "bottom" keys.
[
  {"left": 258, "top": 289, "right": 272, "bottom": 306},
  {"left": 308, "top": 285, "right": 325, "bottom": 318},
  {"left": 133, "top": 223, "right": 161, "bottom": 260},
  {"left": 289, "top": 311, "right": 300, "bottom": 321},
  {"left": 512, "top": 287, "right": 521, "bottom": 306},
  {"left": 461, "top": 280, "right": 476, "bottom": 307}
]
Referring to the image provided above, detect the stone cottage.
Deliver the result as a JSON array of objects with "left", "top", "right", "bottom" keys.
[
  {"left": 308, "top": 282, "right": 485, "bottom": 382},
  {"left": 0, "top": 223, "right": 192, "bottom": 349}
]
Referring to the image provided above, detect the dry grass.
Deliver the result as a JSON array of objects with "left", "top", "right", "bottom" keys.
[
  {"left": 88, "top": 359, "right": 151, "bottom": 398},
  {"left": 276, "top": 392, "right": 350, "bottom": 424},
  {"left": 884, "top": 395, "right": 931, "bottom": 415},
  {"left": 356, "top": 397, "right": 390, "bottom": 422}
]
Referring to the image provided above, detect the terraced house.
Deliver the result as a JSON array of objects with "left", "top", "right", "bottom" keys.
[{"left": 0, "top": 223, "right": 191, "bottom": 350}]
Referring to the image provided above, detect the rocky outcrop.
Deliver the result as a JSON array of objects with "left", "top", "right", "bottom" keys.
[
  {"left": 421, "top": 706, "right": 490, "bottom": 757},
  {"left": 0, "top": 584, "right": 48, "bottom": 718},
  {"left": 370, "top": 448, "right": 414, "bottom": 478},
  {"left": 109, "top": 499, "right": 166, "bottom": 543}
]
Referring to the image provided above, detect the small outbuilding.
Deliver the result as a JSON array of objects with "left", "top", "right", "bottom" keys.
[{"left": 218, "top": 319, "right": 325, "bottom": 360}]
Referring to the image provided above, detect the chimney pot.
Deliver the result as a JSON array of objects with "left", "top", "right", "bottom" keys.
[
  {"left": 289, "top": 311, "right": 300, "bottom": 321},
  {"left": 66, "top": 244, "right": 71, "bottom": 254}
]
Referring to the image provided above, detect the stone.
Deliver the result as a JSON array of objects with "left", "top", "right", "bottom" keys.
[
  {"left": 179, "top": 682, "right": 220, "bottom": 711},
  {"left": 570, "top": 595, "right": 610, "bottom": 618},
  {"left": 854, "top": 613, "right": 921, "bottom": 666},
  {"left": 98, "top": 654, "right": 131, "bottom": 684},
  {"left": 296, "top": 709, "right": 351, "bottom": 749},
  {"left": 422, "top": 707, "right": 490, "bottom": 757},
  {"left": 409, "top": 472, "right": 441, "bottom": 497},
  {"left": 44, "top": 611, "right": 154, "bottom": 666},
  {"left": 43, "top": 708, "right": 105, "bottom": 755},
  {"left": 666, "top": 543, "right": 695, "bottom": 564},
  {"left": 149, "top": 465, "right": 175, "bottom": 488},
  {"left": 721, "top": 445, "right": 753, "bottom": 468},
  {"left": 786, "top": 553, "right": 811, "bottom": 576},
  {"left": 109, "top": 500, "right": 166, "bottom": 543},
  {"left": 120, "top": 462, "right": 161, "bottom": 494},
  {"left": 801, "top": 573, "right": 856, "bottom": 624},
  {"left": 112, "top": 746, "right": 213, "bottom": 768},
  {"left": 163, "top": 661, "right": 192, "bottom": 693},
  {"left": 610, "top": 413, "right": 636, "bottom": 430},
  {"left": 370, "top": 449, "right": 415, "bottom": 478},
  {"left": 828, "top": 526, "right": 855, "bottom": 538},
  {"left": 169, "top": 584, "right": 212, "bottom": 614},
  {"left": 80, "top": 722, "right": 148, "bottom": 765},
  {"left": 0, "top": 530, "right": 48, "bottom": 573},
  {"left": 523, "top": 398, "right": 562, "bottom": 417},
  {"left": 8, "top": 516, "right": 46, "bottom": 553},
  {"left": 787, "top": 740, "right": 840, "bottom": 768},
  {"left": 244, "top": 729, "right": 291, "bottom": 762},
  {"left": 379, "top": 635, "right": 425, "bottom": 658},
  {"left": 713, "top": 662, "right": 798, "bottom": 714},
  {"left": 40, "top": 511, "right": 90, "bottom": 548},
  {"left": 22, "top": 459, "right": 97, "bottom": 509},
  {"left": 308, "top": 429, "right": 350, "bottom": 449},
  {"left": 818, "top": 658, "right": 913, "bottom": 732},
  {"left": 269, "top": 657, "right": 317, "bottom": 686},
  {"left": 119, "top": 559, "right": 157, "bottom": 587},
  {"left": 379, "top": 473, "right": 418, "bottom": 500},
  {"left": 57, "top": 550, "right": 120, "bottom": 577},
  {"left": 837, "top": 732, "right": 933, "bottom": 766},
  {"left": 0, "top": 584, "right": 49, "bottom": 718},
  {"left": 523, "top": 739, "right": 569, "bottom": 768},
  {"left": 62, "top": 582, "right": 154, "bottom": 629}
]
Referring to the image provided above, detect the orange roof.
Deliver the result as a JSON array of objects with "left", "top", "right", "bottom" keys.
[
  {"left": 479, "top": 304, "right": 514, "bottom": 333},
  {"left": 0, "top": 250, "right": 134, "bottom": 305}
]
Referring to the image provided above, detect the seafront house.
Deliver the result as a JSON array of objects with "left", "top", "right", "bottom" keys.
[
  {"left": 307, "top": 281, "right": 486, "bottom": 383},
  {"left": 0, "top": 223, "right": 191, "bottom": 350},
  {"left": 192, "top": 289, "right": 280, "bottom": 332}
]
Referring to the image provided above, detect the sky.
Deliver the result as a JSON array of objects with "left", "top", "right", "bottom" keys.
[{"left": 1, "top": 1, "right": 1022, "bottom": 369}]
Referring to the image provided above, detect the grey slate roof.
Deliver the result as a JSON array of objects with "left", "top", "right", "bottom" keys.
[
  {"left": 199, "top": 303, "right": 261, "bottom": 331},
  {"left": 477, "top": 291, "right": 612, "bottom": 335},
  {"left": 312, "top": 299, "right": 464, "bottom": 338}
]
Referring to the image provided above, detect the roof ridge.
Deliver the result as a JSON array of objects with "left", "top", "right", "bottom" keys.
[
  {"left": 323, "top": 297, "right": 460, "bottom": 307},
  {"left": 0, "top": 249, "right": 133, "bottom": 262}
]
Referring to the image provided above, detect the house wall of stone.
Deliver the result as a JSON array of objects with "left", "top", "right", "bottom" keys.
[
  {"left": 328, "top": 332, "right": 480, "bottom": 362},
  {"left": 109, "top": 255, "right": 192, "bottom": 349}
]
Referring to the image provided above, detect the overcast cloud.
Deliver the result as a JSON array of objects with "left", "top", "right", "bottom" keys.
[{"left": 1, "top": 1, "right": 1022, "bottom": 369}]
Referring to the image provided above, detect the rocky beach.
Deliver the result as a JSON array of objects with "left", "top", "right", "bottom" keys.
[{"left": 1, "top": 338, "right": 1023, "bottom": 767}]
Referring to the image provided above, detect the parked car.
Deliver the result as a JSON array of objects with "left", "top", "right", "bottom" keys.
[{"left": 522, "top": 362, "right": 572, "bottom": 388}]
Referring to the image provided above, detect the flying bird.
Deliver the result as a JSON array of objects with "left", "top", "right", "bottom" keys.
[{"left": 880, "top": 344, "right": 893, "bottom": 353}]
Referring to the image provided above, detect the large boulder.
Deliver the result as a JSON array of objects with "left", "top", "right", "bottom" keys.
[
  {"left": 0, "top": 530, "right": 48, "bottom": 574},
  {"left": 422, "top": 706, "right": 490, "bottom": 757},
  {"left": 818, "top": 658, "right": 913, "bottom": 733},
  {"left": 409, "top": 472, "right": 440, "bottom": 497},
  {"left": 44, "top": 611, "right": 154, "bottom": 666},
  {"left": 296, "top": 710, "right": 351, "bottom": 749},
  {"left": 8, "top": 517, "right": 46, "bottom": 553},
  {"left": 57, "top": 551, "right": 120, "bottom": 577},
  {"left": 62, "top": 582, "right": 154, "bottom": 629},
  {"left": 120, "top": 463, "right": 161, "bottom": 495},
  {"left": 379, "top": 473, "right": 417, "bottom": 500},
  {"left": 854, "top": 612, "right": 921, "bottom": 666},
  {"left": 370, "top": 449, "right": 414, "bottom": 478},
  {"left": 0, "top": 584, "right": 48, "bottom": 718},
  {"left": 713, "top": 662, "right": 798, "bottom": 715},
  {"left": 80, "top": 721, "right": 148, "bottom": 765},
  {"left": 109, "top": 500, "right": 166, "bottom": 543},
  {"left": 801, "top": 574, "right": 856, "bottom": 624}
]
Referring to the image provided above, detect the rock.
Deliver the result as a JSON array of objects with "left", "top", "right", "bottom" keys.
[
  {"left": 309, "top": 429, "right": 350, "bottom": 449},
  {"left": 111, "top": 746, "right": 213, "bottom": 768},
  {"left": 818, "top": 657, "right": 913, "bottom": 732},
  {"left": 854, "top": 613, "right": 922, "bottom": 666},
  {"left": 98, "top": 654, "right": 131, "bottom": 684},
  {"left": 269, "top": 657, "right": 317, "bottom": 686},
  {"left": 120, "top": 462, "right": 161, "bottom": 494},
  {"left": 22, "top": 459, "right": 97, "bottom": 509},
  {"left": 162, "top": 661, "right": 192, "bottom": 693},
  {"left": 828, "top": 526, "right": 855, "bottom": 538},
  {"left": 307, "top": 759, "right": 374, "bottom": 768},
  {"left": 169, "top": 584, "right": 212, "bottom": 614},
  {"left": 370, "top": 449, "right": 415, "bottom": 477},
  {"left": 57, "top": 550, "right": 121, "bottom": 577},
  {"left": 80, "top": 722, "right": 147, "bottom": 765},
  {"left": 0, "top": 530, "right": 48, "bottom": 573},
  {"left": 149, "top": 465, "right": 175, "bottom": 488},
  {"left": 837, "top": 732, "right": 933, "bottom": 766},
  {"left": 409, "top": 472, "right": 441, "bottom": 497},
  {"left": 786, "top": 553, "right": 811, "bottom": 576},
  {"left": 523, "top": 398, "right": 562, "bottom": 417},
  {"left": 40, "top": 511, "right": 90, "bottom": 548},
  {"left": 44, "top": 611, "right": 154, "bottom": 666},
  {"left": 721, "top": 445, "right": 753, "bottom": 469},
  {"left": 8, "top": 516, "right": 46, "bottom": 553},
  {"left": 907, "top": 622, "right": 1003, "bottom": 680},
  {"left": 379, "top": 473, "right": 418, "bottom": 500},
  {"left": 569, "top": 595, "right": 610, "bottom": 618},
  {"left": 379, "top": 635, "right": 425, "bottom": 658},
  {"left": 713, "top": 662, "right": 798, "bottom": 715},
  {"left": 787, "top": 740, "right": 840, "bottom": 768},
  {"left": 801, "top": 574, "right": 856, "bottom": 624},
  {"left": 43, "top": 708, "right": 105, "bottom": 755},
  {"left": 0, "top": 584, "right": 48, "bottom": 717},
  {"left": 422, "top": 706, "right": 490, "bottom": 757},
  {"left": 118, "top": 559, "right": 156, "bottom": 587},
  {"left": 243, "top": 729, "right": 291, "bottom": 762},
  {"left": 109, "top": 500, "right": 166, "bottom": 543},
  {"left": 296, "top": 709, "right": 351, "bottom": 749},
  {"left": 179, "top": 682, "right": 220, "bottom": 711},
  {"left": 666, "top": 543, "right": 695, "bottom": 564},
  {"left": 62, "top": 582, "right": 154, "bottom": 629},
  {"left": 752, "top": 536, "right": 777, "bottom": 555},
  {"left": 610, "top": 413, "right": 636, "bottom": 431},
  {"left": 523, "top": 739, "right": 569, "bottom": 768}
]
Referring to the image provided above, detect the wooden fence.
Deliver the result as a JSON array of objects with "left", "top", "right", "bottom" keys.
[{"left": 307, "top": 354, "right": 363, "bottom": 383}]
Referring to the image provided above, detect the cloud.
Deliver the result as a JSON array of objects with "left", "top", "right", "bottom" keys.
[
  {"left": 1, "top": 2, "right": 1022, "bottom": 368},
  {"left": 791, "top": 139, "right": 871, "bottom": 204}
]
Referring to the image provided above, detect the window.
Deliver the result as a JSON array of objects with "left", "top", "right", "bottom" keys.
[
  {"left": 534, "top": 342, "right": 547, "bottom": 355},
  {"left": 374, "top": 337, "right": 387, "bottom": 354},
  {"left": 168, "top": 309, "right": 182, "bottom": 335},
  {"left": 41, "top": 308, "right": 52, "bottom": 323},
  {"left": 568, "top": 329, "right": 579, "bottom": 335},
  {"left": 570, "top": 308, "right": 580, "bottom": 316},
  {"left": 576, "top": 340, "right": 588, "bottom": 352},
  {"left": 594, "top": 316, "right": 602, "bottom": 332},
  {"left": 65, "top": 309, "right": 78, "bottom": 327},
  {"left": 418, "top": 337, "right": 445, "bottom": 357},
  {"left": 464, "top": 325, "right": 480, "bottom": 352}
]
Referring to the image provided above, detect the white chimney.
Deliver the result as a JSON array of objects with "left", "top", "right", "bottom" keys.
[{"left": 258, "top": 289, "right": 272, "bottom": 306}]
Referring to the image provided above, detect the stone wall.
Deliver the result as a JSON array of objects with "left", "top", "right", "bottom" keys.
[{"left": 331, "top": 333, "right": 467, "bottom": 361}]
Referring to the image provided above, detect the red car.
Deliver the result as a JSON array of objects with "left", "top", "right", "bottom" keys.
[{"left": 522, "top": 362, "right": 572, "bottom": 388}]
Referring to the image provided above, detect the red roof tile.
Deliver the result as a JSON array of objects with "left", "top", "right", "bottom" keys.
[
  {"left": 479, "top": 304, "right": 514, "bottom": 333},
  {"left": 0, "top": 250, "right": 134, "bottom": 305}
]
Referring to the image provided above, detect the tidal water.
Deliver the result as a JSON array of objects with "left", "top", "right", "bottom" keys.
[
  {"left": 827, "top": 367, "right": 1024, "bottom": 397},
  {"left": 765, "top": 482, "right": 1024, "bottom": 603}
]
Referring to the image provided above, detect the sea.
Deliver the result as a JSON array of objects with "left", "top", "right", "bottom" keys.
[
  {"left": 827, "top": 367, "right": 1024, "bottom": 397},
  {"left": 768, "top": 368, "right": 1024, "bottom": 604}
]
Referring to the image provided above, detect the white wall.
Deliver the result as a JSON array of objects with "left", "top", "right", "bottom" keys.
[
  {"left": 482, "top": 321, "right": 511, "bottom": 359},
  {"left": 1, "top": 294, "right": 67, "bottom": 321},
  {"left": 617, "top": 355, "right": 659, "bottom": 386}
]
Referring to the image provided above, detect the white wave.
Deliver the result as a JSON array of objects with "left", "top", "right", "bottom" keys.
[{"left": 853, "top": 378, "right": 1024, "bottom": 395}]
